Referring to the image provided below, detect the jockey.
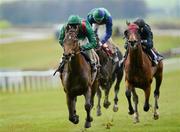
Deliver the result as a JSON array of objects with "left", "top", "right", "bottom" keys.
[
  {"left": 57, "top": 15, "right": 98, "bottom": 73},
  {"left": 87, "top": 7, "right": 119, "bottom": 62},
  {"left": 123, "top": 18, "right": 163, "bottom": 65}
]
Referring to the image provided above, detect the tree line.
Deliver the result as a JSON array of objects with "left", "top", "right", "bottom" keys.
[{"left": 0, "top": 0, "right": 148, "bottom": 25}]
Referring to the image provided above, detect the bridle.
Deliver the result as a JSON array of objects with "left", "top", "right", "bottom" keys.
[{"left": 63, "top": 26, "right": 81, "bottom": 61}]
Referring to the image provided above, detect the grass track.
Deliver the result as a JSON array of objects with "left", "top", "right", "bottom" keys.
[{"left": 0, "top": 70, "right": 180, "bottom": 132}]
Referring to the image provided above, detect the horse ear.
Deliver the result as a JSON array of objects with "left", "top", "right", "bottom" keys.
[
  {"left": 126, "top": 20, "right": 130, "bottom": 26},
  {"left": 65, "top": 25, "right": 71, "bottom": 33}
]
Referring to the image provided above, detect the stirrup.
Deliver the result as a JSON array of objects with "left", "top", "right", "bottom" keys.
[
  {"left": 157, "top": 56, "right": 163, "bottom": 61},
  {"left": 152, "top": 59, "right": 158, "bottom": 66}
]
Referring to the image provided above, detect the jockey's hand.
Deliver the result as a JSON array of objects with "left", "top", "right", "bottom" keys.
[
  {"left": 101, "top": 43, "right": 113, "bottom": 56},
  {"left": 141, "top": 40, "right": 147, "bottom": 44},
  {"left": 102, "top": 43, "right": 108, "bottom": 48}
]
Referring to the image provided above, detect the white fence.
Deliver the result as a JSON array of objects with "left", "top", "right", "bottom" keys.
[{"left": 0, "top": 69, "right": 60, "bottom": 93}]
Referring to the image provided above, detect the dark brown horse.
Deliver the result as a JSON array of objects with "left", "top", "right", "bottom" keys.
[
  {"left": 60, "top": 25, "right": 98, "bottom": 128},
  {"left": 124, "top": 23, "right": 163, "bottom": 123},
  {"left": 95, "top": 40, "right": 123, "bottom": 116}
]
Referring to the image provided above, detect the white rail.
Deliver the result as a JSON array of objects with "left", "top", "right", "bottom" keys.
[{"left": 0, "top": 69, "right": 60, "bottom": 93}]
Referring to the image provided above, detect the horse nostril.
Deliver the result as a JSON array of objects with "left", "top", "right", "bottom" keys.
[{"left": 128, "top": 40, "right": 137, "bottom": 47}]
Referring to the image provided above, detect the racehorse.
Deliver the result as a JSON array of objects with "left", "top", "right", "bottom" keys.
[
  {"left": 60, "top": 25, "right": 98, "bottom": 128},
  {"left": 124, "top": 22, "right": 163, "bottom": 123},
  {"left": 95, "top": 38, "right": 123, "bottom": 116}
]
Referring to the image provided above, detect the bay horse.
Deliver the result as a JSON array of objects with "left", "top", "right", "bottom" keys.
[
  {"left": 124, "top": 22, "right": 163, "bottom": 123},
  {"left": 95, "top": 38, "right": 123, "bottom": 116},
  {"left": 60, "top": 25, "right": 98, "bottom": 128}
]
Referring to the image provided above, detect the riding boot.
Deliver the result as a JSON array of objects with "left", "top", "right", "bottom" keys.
[
  {"left": 119, "top": 49, "right": 128, "bottom": 67},
  {"left": 153, "top": 49, "right": 164, "bottom": 61},
  {"left": 112, "top": 52, "right": 119, "bottom": 63},
  {"left": 147, "top": 49, "right": 158, "bottom": 66},
  {"left": 53, "top": 56, "right": 66, "bottom": 76},
  {"left": 58, "top": 56, "right": 66, "bottom": 73}
]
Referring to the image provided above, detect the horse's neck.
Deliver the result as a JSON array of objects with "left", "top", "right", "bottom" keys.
[
  {"left": 98, "top": 50, "right": 108, "bottom": 65},
  {"left": 129, "top": 45, "right": 144, "bottom": 68},
  {"left": 68, "top": 54, "right": 84, "bottom": 72}
]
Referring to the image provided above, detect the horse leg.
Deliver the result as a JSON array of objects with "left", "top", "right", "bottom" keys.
[
  {"left": 125, "top": 82, "right": 134, "bottom": 115},
  {"left": 103, "top": 84, "right": 111, "bottom": 109},
  {"left": 66, "top": 95, "right": 79, "bottom": 124},
  {"left": 132, "top": 89, "right": 139, "bottom": 123},
  {"left": 113, "top": 78, "right": 120, "bottom": 112},
  {"left": 84, "top": 86, "right": 93, "bottom": 128},
  {"left": 91, "top": 79, "right": 98, "bottom": 110},
  {"left": 153, "top": 73, "right": 162, "bottom": 120},
  {"left": 143, "top": 86, "right": 151, "bottom": 112},
  {"left": 113, "top": 70, "right": 123, "bottom": 112},
  {"left": 96, "top": 86, "right": 102, "bottom": 116}
]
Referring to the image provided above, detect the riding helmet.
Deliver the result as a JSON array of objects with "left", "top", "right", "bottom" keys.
[
  {"left": 67, "top": 15, "right": 81, "bottom": 25},
  {"left": 93, "top": 9, "right": 105, "bottom": 23}
]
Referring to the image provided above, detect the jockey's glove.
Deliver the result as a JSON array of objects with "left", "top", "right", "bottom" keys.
[
  {"left": 102, "top": 43, "right": 108, "bottom": 48},
  {"left": 141, "top": 40, "right": 148, "bottom": 44}
]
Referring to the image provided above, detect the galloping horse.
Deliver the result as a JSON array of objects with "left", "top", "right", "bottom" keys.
[
  {"left": 124, "top": 22, "right": 163, "bottom": 123},
  {"left": 95, "top": 39, "right": 123, "bottom": 116},
  {"left": 60, "top": 25, "right": 98, "bottom": 128}
]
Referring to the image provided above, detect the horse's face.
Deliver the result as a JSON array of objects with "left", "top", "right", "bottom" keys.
[
  {"left": 124, "top": 22, "right": 141, "bottom": 49},
  {"left": 63, "top": 25, "right": 79, "bottom": 58}
]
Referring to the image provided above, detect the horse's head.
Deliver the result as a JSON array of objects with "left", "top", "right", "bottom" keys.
[
  {"left": 124, "top": 22, "right": 141, "bottom": 49},
  {"left": 63, "top": 25, "right": 80, "bottom": 59}
]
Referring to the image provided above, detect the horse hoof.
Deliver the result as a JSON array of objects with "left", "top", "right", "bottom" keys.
[
  {"left": 128, "top": 111, "right": 134, "bottom": 115},
  {"left": 128, "top": 108, "right": 134, "bottom": 115},
  {"left": 69, "top": 115, "right": 79, "bottom": 124},
  {"left": 143, "top": 105, "right": 150, "bottom": 112},
  {"left": 103, "top": 101, "right": 111, "bottom": 109},
  {"left": 153, "top": 114, "right": 159, "bottom": 120},
  {"left": 133, "top": 113, "right": 139, "bottom": 123},
  {"left": 113, "top": 105, "right": 118, "bottom": 112},
  {"left": 97, "top": 110, "right": 102, "bottom": 116},
  {"left": 133, "top": 118, "right": 140, "bottom": 124},
  {"left": 84, "top": 121, "right": 91, "bottom": 128}
]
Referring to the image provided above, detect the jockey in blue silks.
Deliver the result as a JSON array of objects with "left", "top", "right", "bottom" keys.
[{"left": 87, "top": 7, "right": 119, "bottom": 62}]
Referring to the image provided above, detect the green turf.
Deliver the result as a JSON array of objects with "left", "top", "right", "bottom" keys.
[
  {"left": 0, "top": 35, "right": 180, "bottom": 69},
  {"left": 0, "top": 69, "right": 180, "bottom": 132},
  {"left": 0, "top": 39, "right": 61, "bottom": 69},
  {"left": 0, "top": 20, "right": 11, "bottom": 29},
  {"left": 0, "top": 34, "right": 17, "bottom": 39}
]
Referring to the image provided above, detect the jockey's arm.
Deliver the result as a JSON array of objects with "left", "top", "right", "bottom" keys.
[
  {"left": 142, "top": 25, "right": 154, "bottom": 49},
  {"left": 58, "top": 25, "right": 66, "bottom": 46},
  {"left": 101, "top": 17, "right": 112, "bottom": 44},
  {"left": 81, "top": 21, "right": 97, "bottom": 51}
]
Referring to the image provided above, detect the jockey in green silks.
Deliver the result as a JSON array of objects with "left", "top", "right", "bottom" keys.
[{"left": 57, "top": 15, "right": 98, "bottom": 73}]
